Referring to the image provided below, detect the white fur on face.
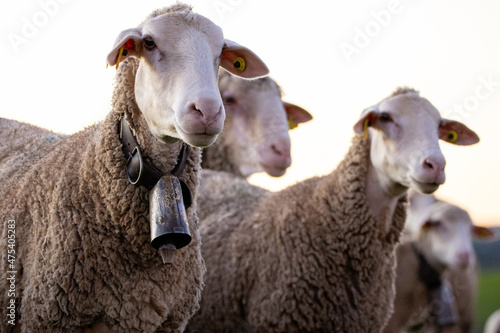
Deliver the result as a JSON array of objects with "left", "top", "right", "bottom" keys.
[
  {"left": 134, "top": 13, "right": 226, "bottom": 147},
  {"left": 418, "top": 202, "right": 475, "bottom": 270},
  {"left": 219, "top": 75, "right": 291, "bottom": 177},
  {"left": 369, "top": 93, "right": 446, "bottom": 195}
]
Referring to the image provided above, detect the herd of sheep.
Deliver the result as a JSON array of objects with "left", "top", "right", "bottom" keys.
[{"left": 0, "top": 3, "right": 498, "bottom": 333}]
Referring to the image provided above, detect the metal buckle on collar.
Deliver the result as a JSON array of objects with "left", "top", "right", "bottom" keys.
[{"left": 126, "top": 146, "right": 143, "bottom": 185}]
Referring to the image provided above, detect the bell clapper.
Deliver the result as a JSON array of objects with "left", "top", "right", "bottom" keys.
[{"left": 159, "top": 244, "right": 177, "bottom": 264}]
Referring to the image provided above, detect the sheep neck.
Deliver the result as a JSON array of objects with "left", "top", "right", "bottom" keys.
[
  {"left": 365, "top": 147, "right": 408, "bottom": 234},
  {"left": 119, "top": 114, "right": 191, "bottom": 197},
  {"left": 201, "top": 140, "right": 244, "bottom": 177},
  {"left": 317, "top": 136, "right": 406, "bottom": 243}
]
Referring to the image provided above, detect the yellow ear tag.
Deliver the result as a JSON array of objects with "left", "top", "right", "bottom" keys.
[
  {"left": 447, "top": 130, "right": 458, "bottom": 143},
  {"left": 115, "top": 46, "right": 125, "bottom": 70},
  {"left": 362, "top": 118, "right": 369, "bottom": 140},
  {"left": 288, "top": 116, "right": 298, "bottom": 130},
  {"left": 233, "top": 57, "right": 246, "bottom": 72}
]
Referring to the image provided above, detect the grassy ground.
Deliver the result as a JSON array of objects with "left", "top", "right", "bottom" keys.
[{"left": 474, "top": 268, "right": 500, "bottom": 332}]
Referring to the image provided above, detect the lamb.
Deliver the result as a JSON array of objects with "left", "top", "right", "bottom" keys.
[
  {"left": 485, "top": 309, "right": 500, "bottom": 333},
  {"left": 201, "top": 69, "right": 312, "bottom": 177},
  {"left": 384, "top": 192, "right": 496, "bottom": 332},
  {"left": 0, "top": 4, "right": 268, "bottom": 332},
  {"left": 185, "top": 87, "right": 480, "bottom": 332}
]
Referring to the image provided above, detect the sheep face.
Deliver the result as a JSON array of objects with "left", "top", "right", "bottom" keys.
[
  {"left": 407, "top": 194, "right": 497, "bottom": 271},
  {"left": 107, "top": 8, "right": 269, "bottom": 147},
  {"left": 354, "top": 90, "right": 479, "bottom": 195},
  {"left": 218, "top": 72, "right": 312, "bottom": 177},
  {"left": 418, "top": 202, "right": 476, "bottom": 270}
]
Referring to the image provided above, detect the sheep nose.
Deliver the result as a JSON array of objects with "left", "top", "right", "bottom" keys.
[
  {"left": 422, "top": 157, "right": 445, "bottom": 172},
  {"left": 271, "top": 143, "right": 288, "bottom": 157},
  {"left": 457, "top": 251, "right": 470, "bottom": 268},
  {"left": 189, "top": 98, "right": 223, "bottom": 123},
  {"left": 188, "top": 97, "right": 224, "bottom": 133},
  {"left": 268, "top": 138, "right": 291, "bottom": 166},
  {"left": 422, "top": 155, "right": 446, "bottom": 183}
]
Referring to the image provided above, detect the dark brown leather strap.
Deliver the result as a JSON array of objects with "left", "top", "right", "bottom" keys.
[
  {"left": 171, "top": 142, "right": 189, "bottom": 178},
  {"left": 120, "top": 116, "right": 163, "bottom": 190},
  {"left": 412, "top": 242, "right": 442, "bottom": 290},
  {"left": 119, "top": 115, "right": 191, "bottom": 208}
]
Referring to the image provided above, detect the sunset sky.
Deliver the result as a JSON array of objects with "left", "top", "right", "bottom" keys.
[{"left": 1, "top": 0, "right": 499, "bottom": 227}]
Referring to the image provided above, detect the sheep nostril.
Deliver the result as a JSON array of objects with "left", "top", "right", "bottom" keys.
[
  {"left": 424, "top": 159, "right": 434, "bottom": 170},
  {"left": 271, "top": 144, "right": 283, "bottom": 156}
]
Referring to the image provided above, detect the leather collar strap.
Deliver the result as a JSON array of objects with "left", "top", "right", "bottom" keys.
[
  {"left": 411, "top": 242, "right": 442, "bottom": 290},
  {"left": 410, "top": 242, "right": 459, "bottom": 328},
  {"left": 119, "top": 115, "right": 190, "bottom": 192}
]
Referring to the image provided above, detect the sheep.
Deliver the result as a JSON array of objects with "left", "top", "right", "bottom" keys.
[
  {"left": 485, "top": 309, "right": 500, "bottom": 333},
  {"left": 201, "top": 69, "right": 312, "bottom": 177},
  {"left": 185, "top": 87, "right": 480, "bottom": 333},
  {"left": 384, "top": 192, "right": 496, "bottom": 332},
  {"left": 0, "top": 3, "right": 269, "bottom": 332}
]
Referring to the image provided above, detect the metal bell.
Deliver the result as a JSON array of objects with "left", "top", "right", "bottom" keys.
[
  {"left": 149, "top": 175, "right": 192, "bottom": 264},
  {"left": 431, "top": 281, "right": 459, "bottom": 327}
]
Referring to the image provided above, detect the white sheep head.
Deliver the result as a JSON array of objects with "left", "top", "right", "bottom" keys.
[
  {"left": 106, "top": 5, "right": 269, "bottom": 147},
  {"left": 354, "top": 87, "right": 479, "bottom": 196},
  {"left": 406, "top": 192, "right": 497, "bottom": 271},
  {"left": 218, "top": 71, "right": 312, "bottom": 177}
]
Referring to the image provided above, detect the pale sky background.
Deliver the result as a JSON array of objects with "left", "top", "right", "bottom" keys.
[{"left": 1, "top": 0, "right": 499, "bottom": 227}]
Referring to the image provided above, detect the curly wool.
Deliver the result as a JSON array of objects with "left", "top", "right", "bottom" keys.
[
  {"left": 0, "top": 57, "right": 205, "bottom": 333},
  {"left": 187, "top": 136, "right": 407, "bottom": 333},
  {"left": 201, "top": 139, "right": 243, "bottom": 176}
]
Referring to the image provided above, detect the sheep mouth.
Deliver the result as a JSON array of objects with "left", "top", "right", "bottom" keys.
[
  {"left": 178, "top": 130, "right": 219, "bottom": 148},
  {"left": 410, "top": 177, "right": 441, "bottom": 194},
  {"left": 259, "top": 162, "right": 287, "bottom": 177},
  {"left": 157, "top": 135, "right": 181, "bottom": 144}
]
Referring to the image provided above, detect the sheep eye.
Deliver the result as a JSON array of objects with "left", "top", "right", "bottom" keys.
[
  {"left": 144, "top": 37, "right": 156, "bottom": 50},
  {"left": 379, "top": 112, "right": 392, "bottom": 122},
  {"left": 224, "top": 96, "right": 236, "bottom": 105},
  {"left": 423, "top": 220, "right": 442, "bottom": 230}
]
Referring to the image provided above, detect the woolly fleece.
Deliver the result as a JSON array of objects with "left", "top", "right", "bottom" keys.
[{"left": 186, "top": 136, "right": 407, "bottom": 332}]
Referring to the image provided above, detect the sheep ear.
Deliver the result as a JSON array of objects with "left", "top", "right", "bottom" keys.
[
  {"left": 472, "top": 225, "right": 497, "bottom": 241},
  {"left": 439, "top": 119, "right": 480, "bottom": 146},
  {"left": 353, "top": 107, "right": 378, "bottom": 137},
  {"left": 220, "top": 39, "right": 269, "bottom": 79},
  {"left": 284, "top": 102, "right": 313, "bottom": 130},
  {"left": 106, "top": 28, "right": 143, "bottom": 69}
]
